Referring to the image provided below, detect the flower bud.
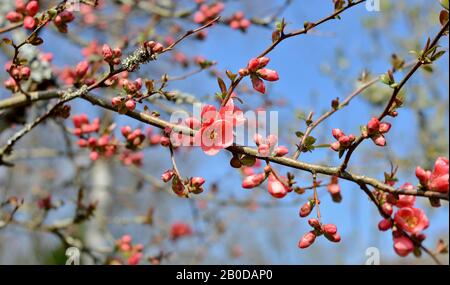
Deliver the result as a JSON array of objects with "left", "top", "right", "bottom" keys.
[
  {"left": 322, "top": 224, "right": 337, "bottom": 235},
  {"left": 23, "top": 16, "right": 36, "bottom": 30},
  {"left": 332, "top": 128, "right": 344, "bottom": 140},
  {"left": 161, "top": 170, "right": 174, "bottom": 183},
  {"left": 75, "top": 61, "right": 89, "bottom": 78},
  {"left": 125, "top": 99, "right": 136, "bottom": 111},
  {"left": 273, "top": 146, "right": 289, "bottom": 157},
  {"left": 308, "top": 218, "right": 321, "bottom": 229},
  {"left": 372, "top": 134, "right": 386, "bottom": 147},
  {"left": 257, "top": 68, "right": 279, "bottom": 82},
  {"left": 238, "top": 68, "right": 249, "bottom": 77},
  {"left": 191, "top": 177, "right": 205, "bottom": 187},
  {"left": 378, "top": 219, "right": 392, "bottom": 231},
  {"left": 298, "top": 231, "right": 316, "bottom": 249},
  {"left": 299, "top": 200, "right": 315, "bottom": 218},
  {"left": 379, "top": 122, "right": 392, "bottom": 134},
  {"left": 415, "top": 166, "right": 431, "bottom": 185},
  {"left": 26, "top": 1, "right": 39, "bottom": 17},
  {"left": 382, "top": 202, "right": 393, "bottom": 216},
  {"left": 367, "top": 117, "right": 380, "bottom": 134},
  {"left": 242, "top": 173, "right": 266, "bottom": 189}
]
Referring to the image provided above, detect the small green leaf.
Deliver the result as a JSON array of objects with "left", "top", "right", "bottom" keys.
[
  {"left": 217, "top": 77, "right": 227, "bottom": 94},
  {"left": 240, "top": 155, "right": 256, "bottom": 167}
]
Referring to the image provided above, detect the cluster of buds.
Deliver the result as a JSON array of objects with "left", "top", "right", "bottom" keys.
[
  {"left": 161, "top": 170, "right": 206, "bottom": 197},
  {"left": 102, "top": 44, "right": 122, "bottom": 65},
  {"left": 242, "top": 166, "right": 293, "bottom": 199},
  {"left": 298, "top": 219, "right": 340, "bottom": 249},
  {"left": 4, "top": 63, "right": 31, "bottom": 91},
  {"left": 416, "top": 157, "right": 449, "bottom": 194},
  {"left": 111, "top": 78, "right": 143, "bottom": 112},
  {"left": 327, "top": 176, "right": 342, "bottom": 203},
  {"left": 361, "top": 117, "right": 391, "bottom": 147},
  {"left": 119, "top": 150, "right": 144, "bottom": 167},
  {"left": 375, "top": 183, "right": 430, "bottom": 257},
  {"left": 77, "top": 134, "right": 117, "bottom": 161},
  {"left": 330, "top": 128, "right": 355, "bottom": 152},
  {"left": 53, "top": 11, "right": 75, "bottom": 33},
  {"left": 170, "top": 222, "right": 193, "bottom": 240},
  {"left": 121, "top": 126, "right": 146, "bottom": 149},
  {"left": 147, "top": 127, "right": 164, "bottom": 146},
  {"left": 239, "top": 57, "right": 279, "bottom": 94},
  {"left": 73, "top": 114, "right": 117, "bottom": 161},
  {"left": 72, "top": 114, "right": 100, "bottom": 136},
  {"left": 227, "top": 11, "right": 251, "bottom": 32},
  {"left": 112, "top": 235, "right": 144, "bottom": 265},
  {"left": 193, "top": 2, "right": 224, "bottom": 25},
  {"left": 145, "top": 41, "right": 165, "bottom": 55},
  {"left": 6, "top": 0, "right": 39, "bottom": 30},
  {"left": 59, "top": 61, "right": 95, "bottom": 86},
  {"left": 254, "top": 134, "right": 288, "bottom": 157}
]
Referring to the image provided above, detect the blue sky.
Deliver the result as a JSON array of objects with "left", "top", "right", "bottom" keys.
[{"left": 1, "top": 0, "right": 448, "bottom": 264}]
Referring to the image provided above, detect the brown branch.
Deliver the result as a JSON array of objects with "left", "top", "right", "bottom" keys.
[
  {"left": 57, "top": 92, "right": 449, "bottom": 201},
  {"left": 221, "top": 0, "right": 366, "bottom": 107},
  {"left": 292, "top": 61, "right": 416, "bottom": 160},
  {"left": 340, "top": 20, "right": 450, "bottom": 171}
]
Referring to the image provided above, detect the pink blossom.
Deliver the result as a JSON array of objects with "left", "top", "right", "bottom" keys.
[
  {"left": 394, "top": 207, "right": 429, "bottom": 234},
  {"left": 393, "top": 236, "right": 414, "bottom": 257},
  {"left": 267, "top": 174, "right": 290, "bottom": 199}
]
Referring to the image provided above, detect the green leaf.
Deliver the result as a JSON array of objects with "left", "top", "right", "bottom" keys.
[
  {"left": 240, "top": 155, "right": 256, "bottom": 167},
  {"left": 440, "top": 0, "right": 449, "bottom": 10},
  {"left": 295, "top": 131, "right": 304, "bottom": 138},
  {"left": 217, "top": 77, "right": 227, "bottom": 94},
  {"left": 304, "top": 136, "right": 316, "bottom": 146}
]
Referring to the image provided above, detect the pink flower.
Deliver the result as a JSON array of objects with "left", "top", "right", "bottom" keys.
[
  {"left": 393, "top": 236, "right": 414, "bottom": 257},
  {"left": 267, "top": 174, "right": 290, "bottom": 199},
  {"left": 242, "top": 173, "right": 266, "bottom": 189},
  {"left": 429, "top": 157, "right": 449, "bottom": 193},
  {"left": 396, "top": 183, "right": 416, "bottom": 208},
  {"left": 298, "top": 231, "right": 316, "bottom": 249},
  {"left": 415, "top": 166, "right": 431, "bottom": 185},
  {"left": 195, "top": 119, "right": 234, "bottom": 156},
  {"left": 394, "top": 207, "right": 429, "bottom": 234},
  {"left": 170, "top": 222, "right": 193, "bottom": 240},
  {"left": 415, "top": 157, "right": 449, "bottom": 193},
  {"left": 378, "top": 219, "right": 392, "bottom": 231}
]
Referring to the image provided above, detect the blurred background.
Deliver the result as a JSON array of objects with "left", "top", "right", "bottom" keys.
[{"left": 0, "top": 0, "right": 448, "bottom": 264}]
